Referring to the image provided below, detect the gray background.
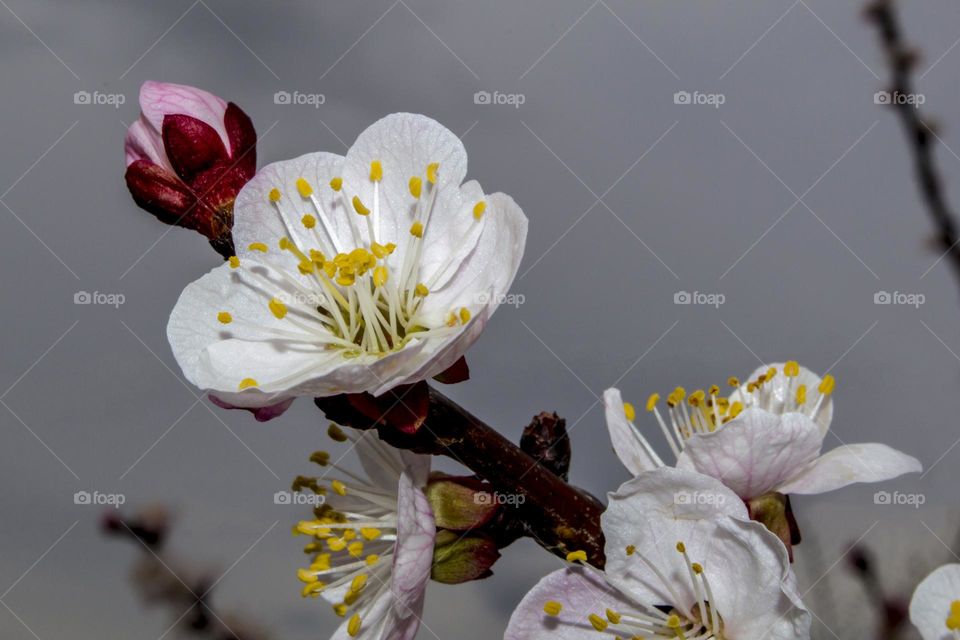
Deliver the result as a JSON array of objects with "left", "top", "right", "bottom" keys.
[{"left": 1, "top": 1, "right": 959, "bottom": 638}]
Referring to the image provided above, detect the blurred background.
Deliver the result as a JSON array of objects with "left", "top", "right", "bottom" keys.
[{"left": 2, "top": 0, "right": 959, "bottom": 638}]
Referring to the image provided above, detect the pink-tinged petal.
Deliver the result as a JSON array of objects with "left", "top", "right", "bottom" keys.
[
  {"left": 735, "top": 362, "right": 833, "bottom": 434},
  {"left": 707, "top": 517, "right": 811, "bottom": 639},
  {"left": 208, "top": 394, "right": 294, "bottom": 422},
  {"left": 139, "top": 81, "right": 230, "bottom": 152},
  {"left": 162, "top": 114, "right": 229, "bottom": 181},
  {"left": 603, "top": 387, "right": 663, "bottom": 475},
  {"left": 223, "top": 102, "right": 257, "bottom": 176},
  {"left": 602, "top": 468, "right": 746, "bottom": 613},
  {"left": 676, "top": 409, "right": 823, "bottom": 500},
  {"left": 505, "top": 566, "right": 637, "bottom": 640},
  {"left": 124, "top": 115, "right": 171, "bottom": 170},
  {"left": 910, "top": 564, "right": 960, "bottom": 640},
  {"left": 391, "top": 471, "right": 435, "bottom": 620},
  {"left": 777, "top": 443, "right": 922, "bottom": 495}
]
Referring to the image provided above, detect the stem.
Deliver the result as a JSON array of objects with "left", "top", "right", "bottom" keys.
[{"left": 316, "top": 387, "right": 607, "bottom": 567}]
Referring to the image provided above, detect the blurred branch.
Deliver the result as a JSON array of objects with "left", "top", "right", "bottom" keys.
[
  {"left": 866, "top": 0, "right": 960, "bottom": 284},
  {"left": 846, "top": 544, "right": 909, "bottom": 639}
]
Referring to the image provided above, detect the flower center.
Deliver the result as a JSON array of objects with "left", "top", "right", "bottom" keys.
[
  {"left": 219, "top": 160, "right": 489, "bottom": 390},
  {"left": 620, "top": 362, "right": 835, "bottom": 463}
]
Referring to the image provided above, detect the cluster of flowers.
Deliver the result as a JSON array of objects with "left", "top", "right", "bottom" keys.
[{"left": 125, "top": 82, "right": 950, "bottom": 640}]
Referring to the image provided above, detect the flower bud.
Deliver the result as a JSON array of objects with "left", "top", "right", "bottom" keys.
[
  {"left": 425, "top": 474, "right": 499, "bottom": 531},
  {"left": 746, "top": 491, "right": 801, "bottom": 561},
  {"left": 430, "top": 530, "right": 500, "bottom": 584},
  {"left": 124, "top": 81, "right": 257, "bottom": 258}
]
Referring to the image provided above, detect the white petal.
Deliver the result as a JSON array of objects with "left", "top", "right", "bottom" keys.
[
  {"left": 735, "top": 362, "right": 833, "bottom": 434},
  {"left": 391, "top": 471, "right": 435, "bottom": 619},
  {"left": 124, "top": 115, "right": 171, "bottom": 170},
  {"left": 504, "top": 566, "right": 638, "bottom": 640},
  {"left": 676, "top": 409, "right": 823, "bottom": 500},
  {"left": 602, "top": 468, "right": 746, "bottom": 613},
  {"left": 777, "top": 443, "right": 922, "bottom": 495},
  {"left": 603, "top": 388, "right": 663, "bottom": 475},
  {"left": 910, "top": 564, "right": 960, "bottom": 640}
]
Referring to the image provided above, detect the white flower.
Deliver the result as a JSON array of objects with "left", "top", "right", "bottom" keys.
[
  {"left": 167, "top": 113, "right": 527, "bottom": 415},
  {"left": 505, "top": 467, "right": 811, "bottom": 640},
  {"left": 295, "top": 427, "right": 435, "bottom": 640},
  {"left": 910, "top": 564, "right": 960, "bottom": 640},
  {"left": 604, "top": 362, "right": 921, "bottom": 501}
]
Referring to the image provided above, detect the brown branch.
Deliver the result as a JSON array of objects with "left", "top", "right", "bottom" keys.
[
  {"left": 315, "top": 387, "right": 607, "bottom": 567},
  {"left": 866, "top": 0, "right": 960, "bottom": 281}
]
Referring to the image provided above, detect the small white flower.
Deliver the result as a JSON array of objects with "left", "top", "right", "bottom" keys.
[
  {"left": 604, "top": 362, "right": 922, "bottom": 501},
  {"left": 167, "top": 113, "right": 527, "bottom": 416},
  {"left": 910, "top": 564, "right": 960, "bottom": 640},
  {"left": 505, "top": 468, "right": 811, "bottom": 640},
  {"left": 295, "top": 427, "right": 435, "bottom": 640}
]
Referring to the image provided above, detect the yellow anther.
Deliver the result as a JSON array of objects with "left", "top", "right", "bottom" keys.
[
  {"left": 336, "top": 273, "right": 356, "bottom": 287},
  {"left": 352, "top": 195, "right": 370, "bottom": 216},
  {"left": 269, "top": 188, "right": 281, "bottom": 202},
  {"left": 409, "top": 176, "right": 422, "bottom": 199},
  {"left": 350, "top": 574, "right": 368, "bottom": 592},
  {"left": 297, "top": 568, "right": 318, "bottom": 584},
  {"left": 371, "top": 242, "right": 395, "bottom": 259},
  {"left": 446, "top": 311, "right": 458, "bottom": 327},
  {"left": 301, "top": 581, "right": 325, "bottom": 597},
  {"left": 329, "top": 177, "right": 343, "bottom": 191},
  {"left": 269, "top": 297, "right": 288, "bottom": 319},
  {"left": 365, "top": 554, "right": 380, "bottom": 566},
  {"left": 729, "top": 401, "right": 744, "bottom": 419},
  {"left": 426, "top": 162, "right": 439, "bottom": 184},
  {"left": 708, "top": 384, "right": 720, "bottom": 396},
  {"left": 588, "top": 614, "right": 608, "bottom": 632},
  {"left": 348, "top": 541, "right": 364, "bottom": 557},
  {"left": 688, "top": 390, "right": 705, "bottom": 407},
  {"left": 310, "top": 451, "right": 330, "bottom": 466},
  {"left": 473, "top": 200, "right": 487, "bottom": 220},
  {"left": 795, "top": 384, "right": 807, "bottom": 406},
  {"left": 459, "top": 307, "right": 471, "bottom": 324},
  {"left": 784, "top": 360, "right": 800, "bottom": 377},
  {"left": 296, "top": 178, "right": 313, "bottom": 198},
  {"left": 312, "top": 554, "right": 331, "bottom": 570},
  {"left": 543, "top": 601, "right": 563, "bottom": 616},
  {"left": 947, "top": 600, "right": 960, "bottom": 630},
  {"left": 238, "top": 378, "right": 258, "bottom": 390},
  {"left": 373, "top": 266, "right": 388, "bottom": 287},
  {"left": 248, "top": 242, "right": 268, "bottom": 253},
  {"left": 369, "top": 160, "right": 383, "bottom": 182},
  {"left": 228, "top": 256, "right": 240, "bottom": 269},
  {"left": 347, "top": 613, "right": 362, "bottom": 637},
  {"left": 310, "top": 249, "right": 326, "bottom": 264},
  {"left": 328, "top": 424, "right": 348, "bottom": 441},
  {"left": 818, "top": 374, "right": 836, "bottom": 395},
  {"left": 410, "top": 221, "right": 424, "bottom": 238},
  {"left": 766, "top": 367, "right": 777, "bottom": 380},
  {"left": 606, "top": 609, "right": 622, "bottom": 624},
  {"left": 324, "top": 261, "right": 337, "bottom": 278},
  {"left": 728, "top": 376, "right": 740, "bottom": 387},
  {"left": 746, "top": 382, "right": 758, "bottom": 393},
  {"left": 566, "top": 550, "right": 587, "bottom": 563},
  {"left": 673, "top": 387, "right": 687, "bottom": 402},
  {"left": 298, "top": 260, "right": 316, "bottom": 275},
  {"left": 333, "top": 603, "right": 347, "bottom": 617},
  {"left": 676, "top": 542, "right": 686, "bottom": 553},
  {"left": 623, "top": 402, "right": 636, "bottom": 422},
  {"left": 327, "top": 537, "right": 347, "bottom": 552},
  {"left": 302, "top": 214, "right": 317, "bottom": 229},
  {"left": 646, "top": 393, "right": 660, "bottom": 412},
  {"left": 415, "top": 283, "right": 429, "bottom": 297},
  {"left": 332, "top": 480, "right": 347, "bottom": 496},
  {"left": 691, "top": 562, "right": 703, "bottom": 574},
  {"left": 625, "top": 545, "right": 635, "bottom": 556},
  {"left": 217, "top": 311, "right": 232, "bottom": 324},
  {"left": 667, "top": 614, "right": 682, "bottom": 629},
  {"left": 360, "top": 527, "right": 381, "bottom": 540}
]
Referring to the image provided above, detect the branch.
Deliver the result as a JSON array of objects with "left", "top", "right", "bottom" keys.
[
  {"left": 315, "top": 387, "right": 607, "bottom": 567},
  {"left": 866, "top": 0, "right": 960, "bottom": 282}
]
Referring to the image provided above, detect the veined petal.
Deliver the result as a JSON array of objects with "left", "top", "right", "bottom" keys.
[
  {"left": 910, "top": 564, "right": 960, "bottom": 640},
  {"left": 139, "top": 81, "right": 230, "bottom": 153},
  {"left": 603, "top": 387, "right": 663, "bottom": 475},
  {"left": 391, "top": 471, "right": 435, "bottom": 619},
  {"left": 124, "top": 115, "right": 172, "bottom": 170},
  {"left": 777, "top": 442, "right": 922, "bottom": 495},
  {"left": 676, "top": 409, "right": 823, "bottom": 500}
]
